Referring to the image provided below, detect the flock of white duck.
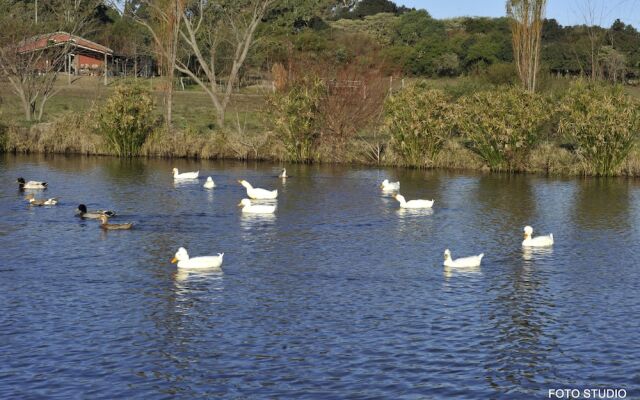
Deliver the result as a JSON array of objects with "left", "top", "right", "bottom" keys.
[
  {"left": 380, "top": 178, "right": 554, "bottom": 269},
  {"left": 17, "top": 169, "right": 554, "bottom": 272}
]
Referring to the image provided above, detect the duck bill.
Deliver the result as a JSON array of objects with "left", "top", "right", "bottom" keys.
[
  {"left": 237, "top": 180, "right": 243, "bottom": 184},
  {"left": 171, "top": 257, "right": 178, "bottom": 264}
]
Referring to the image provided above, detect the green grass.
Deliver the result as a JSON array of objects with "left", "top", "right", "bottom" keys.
[{"left": 0, "top": 75, "right": 269, "bottom": 133}]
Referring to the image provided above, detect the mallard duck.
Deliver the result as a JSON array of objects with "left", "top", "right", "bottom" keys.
[
  {"left": 443, "top": 249, "right": 484, "bottom": 268},
  {"left": 76, "top": 204, "right": 116, "bottom": 219},
  {"left": 203, "top": 176, "right": 216, "bottom": 189},
  {"left": 238, "top": 179, "right": 278, "bottom": 200},
  {"left": 24, "top": 194, "right": 58, "bottom": 206},
  {"left": 171, "top": 247, "right": 223, "bottom": 270},
  {"left": 17, "top": 178, "right": 47, "bottom": 190},
  {"left": 238, "top": 198, "right": 276, "bottom": 214},
  {"left": 98, "top": 215, "right": 133, "bottom": 230},
  {"left": 173, "top": 168, "right": 199, "bottom": 180},
  {"left": 380, "top": 179, "right": 400, "bottom": 191},
  {"left": 279, "top": 168, "right": 287, "bottom": 178},
  {"left": 394, "top": 194, "right": 434, "bottom": 209},
  {"left": 522, "top": 226, "right": 554, "bottom": 247}
]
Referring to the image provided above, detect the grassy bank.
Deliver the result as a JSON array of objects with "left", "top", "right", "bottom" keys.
[{"left": 3, "top": 76, "right": 640, "bottom": 177}]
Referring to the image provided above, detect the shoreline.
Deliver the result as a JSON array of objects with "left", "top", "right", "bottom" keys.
[{"left": 5, "top": 140, "right": 640, "bottom": 180}]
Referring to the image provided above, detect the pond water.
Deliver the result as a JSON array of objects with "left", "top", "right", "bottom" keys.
[{"left": 1, "top": 154, "right": 639, "bottom": 399}]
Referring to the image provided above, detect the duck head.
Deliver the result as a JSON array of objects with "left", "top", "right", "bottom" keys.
[
  {"left": 380, "top": 179, "right": 389, "bottom": 188},
  {"left": 238, "top": 179, "right": 252, "bottom": 189},
  {"left": 24, "top": 194, "right": 35, "bottom": 202},
  {"left": 171, "top": 247, "right": 189, "bottom": 263},
  {"left": 16, "top": 177, "right": 26, "bottom": 185},
  {"left": 98, "top": 215, "right": 109, "bottom": 224},
  {"left": 523, "top": 225, "right": 533, "bottom": 240},
  {"left": 172, "top": 168, "right": 179, "bottom": 176},
  {"left": 77, "top": 204, "right": 88, "bottom": 214},
  {"left": 444, "top": 249, "right": 452, "bottom": 261},
  {"left": 238, "top": 198, "right": 252, "bottom": 207}
]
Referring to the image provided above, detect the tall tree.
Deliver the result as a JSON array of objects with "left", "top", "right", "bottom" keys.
[
  {"left": 138, "top": 0, "right": 185, "bottom": 127},
  {"left": 506, "top": 0, "right": 547, "bottom": 92},
  {"left": 176, "top": 0, "right": 274, "bottom": 127}
]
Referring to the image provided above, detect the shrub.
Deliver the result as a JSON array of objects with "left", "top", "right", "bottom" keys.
[
  {"left": 267, "top": 76, "right": 324, "bottom": 162},
  {"left": 99, "top": 83, "right": 155, "bottom": 157},
  {"left": 456, "top": 87, "right": 550, "bottom": 171},
  {"left": 482, "top": 63, "right": 518, "bottom": 85},
  {"left": 384, "top": 85, "right": 453, "bottom": 167},
  {"left": 558, "top": 81, "right": 640, "bottom": 176}
]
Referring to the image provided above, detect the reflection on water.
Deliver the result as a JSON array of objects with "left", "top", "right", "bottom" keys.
[
  {"left": 1, "top": 154, "right": 640, "bottom": 399},
  {"left": 523, "top": 245, "right": 554, "bottom": 261},
  {"left": 573, "top": 178, "right": 632, "bottom": 230},
  {"left": 443, "top": 264, "right": 482, "bottom": 279}
]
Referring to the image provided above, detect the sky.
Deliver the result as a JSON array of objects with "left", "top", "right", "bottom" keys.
[{"left": 395, "top": 0, "right": 640, "bottom": 27}]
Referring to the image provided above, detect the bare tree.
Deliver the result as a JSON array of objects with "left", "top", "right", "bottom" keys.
[
  {"left": 176, "top": 0, "right": 274, "bottom": 127},
  {"left": 506, "top": 0, "right": 547, "bottom": 92},
  {"left": 575, "top": 0, "right": 608, "bottom": 80},
  {"left": 0, "top": 0, "right": 97, "bottom": 122},
  {"left": 137, "top": 0, "right": 185, "bottom": 127}
]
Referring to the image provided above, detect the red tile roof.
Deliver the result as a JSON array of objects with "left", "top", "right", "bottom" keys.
[{"left": 19, "top": 32, "right": 113, "bottom": 55}]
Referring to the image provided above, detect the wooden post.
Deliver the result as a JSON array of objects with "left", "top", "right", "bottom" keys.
[
  {"left": 68, "top": 53, "right": 71, "bottom": 85},
  {"left": 103, "top": 53, "right": 107, "bottom": 86}
]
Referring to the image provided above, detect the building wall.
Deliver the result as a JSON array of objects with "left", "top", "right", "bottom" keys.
[{"left": 77, "top": 54, "right": 104, "bottom": 70}]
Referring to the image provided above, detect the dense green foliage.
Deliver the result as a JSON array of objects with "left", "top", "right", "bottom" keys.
[
  {"left": 99, "top": 83, "right": 155, "bottom": 157},
  {"left": 559, "top": 82, "right": 640, "bottom": 175},
  {"left": 455, "top": 88, "right": 550, "bottom": 171},
  {"left": 267, "top": 77, "right": 325, "bottom": 162},
  {"left": 384, "top": 85, "right": 453, "bottom": 167}
]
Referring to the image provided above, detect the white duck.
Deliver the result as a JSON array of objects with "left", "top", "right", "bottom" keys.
[
  {"left": 173, "top": 168, "right": 199, "bottom": 180},
  {"left": 443, "top": 249, "right": 484, "bottom": 268},
  {"left": 394, "top": 194, "right": 434, "bottom": 209},
  {"left": 238, "top": 198, "right": 276, "bottom": 214},
  {"left": 522, "top": 226, "right": 554, "bottom": 247},
  {"left": 203, "top": 177, "right": 216, "bottom": 189},
  {"left": 238, "top": 179, "right": 278, "bottom": 200},
  {"left": 171, "top": 247, "right": 223, "bottom": 270},
  {"left": 279, "top": 168, "right": 287, "bottom": 179},
  {"left": 17, "top": 178, "right": 47, "bottom": 190},
  {"left": 380, "top": 179, "right": 400, "bottom": 191}
]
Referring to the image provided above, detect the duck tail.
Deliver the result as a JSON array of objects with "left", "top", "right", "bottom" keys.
[
  {"left": 218, "top": 253, "right": 224, "bottom": 257},
  {"left": 479, "top": 253, "right": 484, "bottom": 260}
]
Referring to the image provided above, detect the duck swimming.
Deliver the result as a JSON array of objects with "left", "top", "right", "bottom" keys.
[
  {"left": 522, "top": 226, "right": 554, "bottom": 247},
  {"left": 24, "top": 194, "right": 58, "bottom": 206},
  {"left": 380, "top": 179, "right": 400, "bottom": 191},
  {"left": 171, "top": 247, "right": 224, "bottom": 270},
  {"left": 394, "top": 194, "right": 434, "bottom": 209},
  {"left": 238, "top": 179, "right": 278, "bottom": 200},
  {"left": 443, "top": 249, "right": 484, "bottom": 268},
  {"left": 279, "top": 168, "right": 287, "bottom": 178},
  {"left": 17, "top": 178, "right": 47, "bottom": 190},
  {"left": 203, "top": 177, "right": 216, "bottom": 189},
  {"left": 99, "top": 215, "right": 133, "bottom": 230},
  {"left": 173, "top": 168, "right": 199, "bottom": 180},
  {"left": 76, "top": 204, "right": 116, "bottom": 219}
]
